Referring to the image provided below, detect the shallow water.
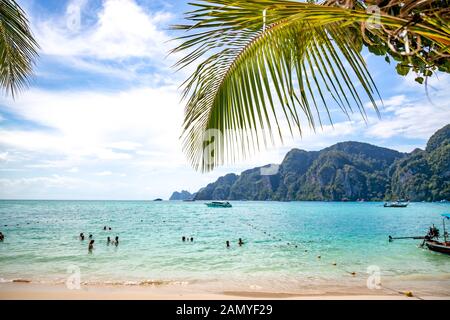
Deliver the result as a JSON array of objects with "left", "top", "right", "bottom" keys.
[{"left": 0, "top": 200, "right": 449, "bottom": 292}]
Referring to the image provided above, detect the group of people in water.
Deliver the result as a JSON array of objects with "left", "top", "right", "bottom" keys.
[
  {"left": 80, "top": 226, "right": 119, "bottom": 252},
  {"left": 181, "top": 236, "right": 245, "bottom": 248},
  {"left": 182, "top": 236, "right": 193, "bottom": 242},
  {"left": 226, "top": 238, "right": 245, "bottom": 248}
]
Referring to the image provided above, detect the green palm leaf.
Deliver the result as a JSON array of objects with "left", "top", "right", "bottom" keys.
[
  {"left": 0, "top": 0, "right": 39, "bottom": 97},
  {"left": 173, "top": 0, "right": 450, "bottom": 172}
]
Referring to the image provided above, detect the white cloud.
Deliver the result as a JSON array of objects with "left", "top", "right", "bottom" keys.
[
  {"left": 366, "top": 105, "right": 450, "bottom": 140},
  {"left": 0, "top": 85, "right": 184, "bottom": 168},
  {"left": 0, "top": 175, "right": 92, "bottom": 194},
  {"left": 108, "top": 141, "right": 142, "bottom": 151},
  {"left": 37, "top": 0, "right": 173, "bottom": 61},
  {"left": 95, "top": 171, "right": 113, "bottom": 176},
  {"left": 68, "top": 167, "right": 79, "bottom": 173},
  {"left": 0, "top": 152, "right": 9, "bottom": 161},
  {"left": 367, "top": 75, "right": 450, "bottom": 139}
]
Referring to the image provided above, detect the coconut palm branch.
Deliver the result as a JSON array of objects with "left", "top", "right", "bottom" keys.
[
  {"left": 0, "top": 0, "right": 39, "bottom": 97},
  {"left": 172, "top": 0, "right": 450, "bottom": 172}
]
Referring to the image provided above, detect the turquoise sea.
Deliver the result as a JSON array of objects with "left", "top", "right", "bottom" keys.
[{"left": 0, "top": 200, "right": 449, "bottom": 293}]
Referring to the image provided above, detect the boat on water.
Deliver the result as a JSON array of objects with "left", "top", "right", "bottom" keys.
[
  {"left": 422, "top": 214, "right": 450, "bottom": 255},
  {"left": 205, "top": 201, "right": 232, "bottom": 208},
  {"left": 424, "top": 239, "right": 450, "bottom": 255},
  {"left": 389, "top": 213, "right": 450, "bottom": 255},
  {"left": 384, "top": 201, "right": 409, "bottom": 208}
]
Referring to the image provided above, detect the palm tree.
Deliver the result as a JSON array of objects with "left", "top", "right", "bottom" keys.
[
  {"left": 172, "top": 0, "right": 450, "bottom": 172},
  {"left": 0, "top": 0, "right": 39, "bottom": 97}
]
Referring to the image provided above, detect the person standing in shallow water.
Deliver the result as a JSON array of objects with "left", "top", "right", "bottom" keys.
[
  {"left": 88, "top": 240, "right": 95, "bottom": 252},
  {"left": 107, "top": 236, "right": 111, "bottom": 245},
  {"left": 226, "top": 241, "right": 230, "bottom": 248},
  {"left": 113, "top": 236, "right": 119, "bottom": 246},
  {"left": 79, "top": 233, "right": 85, "bottom": 240},
  {"left": 0, "top": 232, "right": 4, "bottom": 241},
  {"left": 238, "top": 238, "right": 244, "bottom": 246}
]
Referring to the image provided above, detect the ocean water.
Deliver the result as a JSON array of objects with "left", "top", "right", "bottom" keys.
[{"left": 0, "top": 200, "right": 449, "bottom": 292}]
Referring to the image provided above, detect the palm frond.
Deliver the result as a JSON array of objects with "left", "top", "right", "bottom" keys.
[
  {"left": 172, "top": 0, "right": 450, "bottom": 172},
  {"left": 0, "top": 0, "right": 39, "bottom": 97}
]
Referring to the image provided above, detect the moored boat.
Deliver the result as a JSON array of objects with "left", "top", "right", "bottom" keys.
[
  {"left": 205, "top": 201, "right": 232, "bottom": 208},
  {"left": 389, "top": 213, "right": 450, "bottom": 255},
  {"left": 384, "top": 201, "right": 409, "bottom": 208},
  {"left": 422, "top": 213, "right": 450, "bottom": 255},
  {"left": 424, "top": 240, "right": 450, "bottom": 255}
]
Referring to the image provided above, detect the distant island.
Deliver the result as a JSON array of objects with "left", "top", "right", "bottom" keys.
[
  {"left": 169, "top": 190, "right": 196, "bottom": 201},
  {"left": 173, "top": 124, "right": 449, "bottom": 202}
]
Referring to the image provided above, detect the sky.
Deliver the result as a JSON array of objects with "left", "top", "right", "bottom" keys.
[{"left": 0, "top": 0, "right": 449, "bottom": 200}]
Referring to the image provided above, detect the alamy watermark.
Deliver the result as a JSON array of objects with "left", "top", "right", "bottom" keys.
[
  {"left": 66, "top": 1, "right": 83, "bottom": 32},
  {"left": 366, "top": 265, "right": 382, "bottom": 290},
  {"left": 66, "top": 265, "right": 81, "bottom": 290}
]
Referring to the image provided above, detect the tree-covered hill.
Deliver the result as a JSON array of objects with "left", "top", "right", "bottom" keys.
[{"left": 188, "top": 125, "right": 450, "bottom": 202}]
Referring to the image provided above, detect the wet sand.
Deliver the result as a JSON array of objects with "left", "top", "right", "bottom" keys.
[{"left": 1, "top": 282, "right": 449, "bottom": 300}]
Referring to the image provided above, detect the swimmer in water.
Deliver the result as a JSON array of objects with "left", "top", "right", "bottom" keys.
[
  {"left": 103, "top": 226, "right": 107, "bottom": 230},
  {"left": 182, "top": 236, "right": 186, "bottom": 242},
  {"left": 88, "top": 240, "right": 95, "bottom": 252},
  {"left": 89, "top": 234, "right": 93, "bottom": 240},
  {"left": 114, "top": 236, "right": 119, "bottom": 246},
  {"left": 190, "top": 237, "right": 193, "bottom": 242},
  {"left": 0, "top": 232, "right": 4, "bottom": 241},
  {"left": 238, "top": 238, "right": 244, "bottom": 246},
  {"left": 226, "top": 240, "right": 230, "bottom": 248},
  {"left": 79, "top": 233, "right": 85, "bottom": 241},
  {"left": 107, "top": 236, "right": 111, "bottom": 245}
]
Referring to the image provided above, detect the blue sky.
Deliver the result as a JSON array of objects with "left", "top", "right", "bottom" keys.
[{"left": 0, "top": 0, "right": 449, "bottom": 200}]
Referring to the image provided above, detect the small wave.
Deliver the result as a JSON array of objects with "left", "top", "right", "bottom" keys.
[
  {"left": 390, "top": 273, "right": 450, "bottom": 281},
  {"left": 79, "top": 279, "right": 190, "bottom": 287}
]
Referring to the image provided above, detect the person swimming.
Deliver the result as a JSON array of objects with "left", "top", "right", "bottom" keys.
[
  {"left": 190, "top": 237, "right": 193, "bottom": 242},
  {"left": 226, "top": 240, "right": 230, "bottom": 248},
  {"left": 0, "top": 232, "right": 4, "bottom": 241},
  {"left": 89, "top": 234, "right": 93, "bottom": 239},
  {"left": 88, "top": 240, "right": 95, "bottom": 252},
  {"left": 103, "top": 226, "right": 107, "bottom": 230},
  {"left": 114, "top": 236, "right": 119, "bottom": 246},
  {"left": 107, "top": 236, "right": 111, "bottom": 244},
  {"left": 79, "top": 233, "right": 85, "bottom": 240},
  {"left": 182, "top": 236, "right": 186, "bottom": 242},
  {"left": 238, "top": 238, "right": 244, "bottom": 246},
  {"left": 109, "top": 227, "right": 112, "bottom": 231}
]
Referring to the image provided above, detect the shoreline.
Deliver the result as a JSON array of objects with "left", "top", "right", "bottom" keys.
[{"left": 1, "top": 281, "right": 449, "bottom": 300}]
